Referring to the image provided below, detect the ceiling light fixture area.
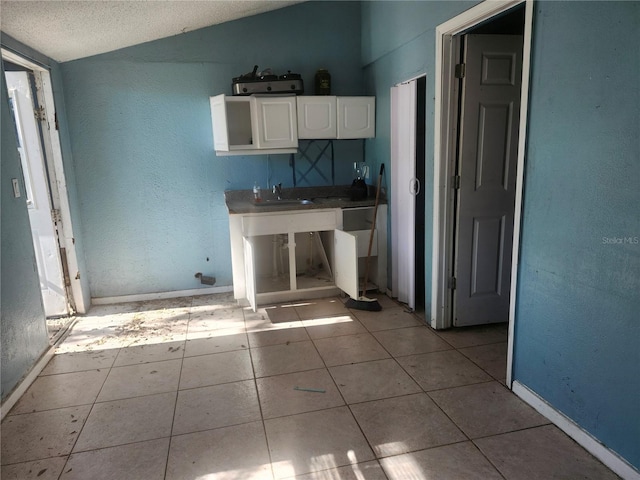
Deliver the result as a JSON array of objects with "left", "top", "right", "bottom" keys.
[{"left": 0, "top": 1, "right": 303, "bottom": 62}]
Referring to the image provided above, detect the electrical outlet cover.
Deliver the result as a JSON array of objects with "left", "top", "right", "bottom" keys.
[{"left": 11, "top": 178, "right": 21, "bottom": 198}]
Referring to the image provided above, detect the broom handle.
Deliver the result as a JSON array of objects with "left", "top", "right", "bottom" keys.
[{"left": 362, "top": 163, "right": 384, "bottom": 296}]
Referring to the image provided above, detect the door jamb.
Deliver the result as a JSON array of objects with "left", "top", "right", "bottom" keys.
[
  {"left": 431, "top": 0, "right": 534, "bottom": 387},
  {"left": 2, "top": 48, "right": 87, "bottom": 314}
]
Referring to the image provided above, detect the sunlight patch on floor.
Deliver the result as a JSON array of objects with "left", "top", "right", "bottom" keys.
[
  {"left": 301, "top": 315, "right": 354, "bottom": 327},
  {"left": 380, "top": 452, "right": 426, "bottom": 480}
]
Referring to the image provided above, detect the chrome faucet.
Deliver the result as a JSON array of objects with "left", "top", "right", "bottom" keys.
[{"left": 272, "top": 183, "right": 283, "bottom": 200}]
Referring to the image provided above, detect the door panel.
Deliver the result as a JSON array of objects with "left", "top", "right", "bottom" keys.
[
  {"left": 336, "top": 97, "right": 375, "bottom": 139},
  {"left": 390, "top": 82, "right": 417, "bottom": 309},
  {"left": 334, "top": 229, "right": 359, "bottom": 300},
  {"left": 210, "top": 94, "right": 230, "bottom": 150},
  {"left": 297, "top": 96, "right": 337, "bottom": 139},
  {"left": 476, "top": 103, "right": 514, "bottom": 190},
  {"left": 6, "top": 71, "right": 67, "bottom": 317},
  {"left": 471, "top": 216, "right": 505, "bottom": 296},
  {"left": 251, "top": 96, "right": 298, "bottom": 149},
  {"left": 454, "top": 34, "right": 523, "bottom": 326}
]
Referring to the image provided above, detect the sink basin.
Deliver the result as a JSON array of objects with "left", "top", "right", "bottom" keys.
[{"left": 254, "top": 199, "right": 314, "bottom": 207}]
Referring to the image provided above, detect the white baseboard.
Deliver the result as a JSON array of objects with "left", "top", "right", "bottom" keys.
[
  {"left": 91, "top": 285, "right": 233, "bottom": 306},
  {"left": 512, "top": 381, "right": 639, "bottom": 480},
  {"left": 1, "top": 346, "right": 55, "bottom": 420}
]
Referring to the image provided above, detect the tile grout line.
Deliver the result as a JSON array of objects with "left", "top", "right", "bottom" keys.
[
  {"left": 163, "top": 297, "right": 192, "bottom": 480},
  {"left": 5, "top": 296, "right": 574, "bottom": 479},
  {"left": 244, "top": 306, "right": 278, "bottom": 480},
  {"left": 55, "top": 340, "right": 122, "bottom": 478},
  {"left": 303, "top": 305, "right": 394, "bottom": 476}
]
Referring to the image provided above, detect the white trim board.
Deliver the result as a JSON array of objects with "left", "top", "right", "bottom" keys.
[
  {"left": 513, "top": 381, "right": 640, "bottom": 480},
  {"left": 1, "top": 346, "right": 55, "bottom": 420},
  {"left": 1, "top": 316, "right": 80, "bottom": 419},
  {"left": 91, "top": 285, "right": 233, "bottom": 306}
]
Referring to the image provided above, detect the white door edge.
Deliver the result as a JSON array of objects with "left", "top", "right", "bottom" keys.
[
  {"left": 431, "top": 0, "right": 534, "bottom": 387},
  {"left": 2, "top": 48, "right": 88, "bottom": 314}
]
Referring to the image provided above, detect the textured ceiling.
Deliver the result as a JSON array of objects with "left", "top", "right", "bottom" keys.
[{"left": 1, "top": 1, "right": 303, "bottom": 62}]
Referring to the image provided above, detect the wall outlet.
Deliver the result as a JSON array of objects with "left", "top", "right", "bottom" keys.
[{"left": 11, "top": 178, "right": 20, "bottom": 198}]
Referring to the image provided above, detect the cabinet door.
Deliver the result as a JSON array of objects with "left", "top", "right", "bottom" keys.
[
  {"left": 296, "top": 96, "right": 337, "bottom": 139},
  {"left": 334, "top": 229, "right": 359, "bottom": 299},
  {"left": 337, "top": 97, "right": 376, "bottom": 139},
  {"left": 210, "top": 94, "right": 231, "bottom": 151},
  {"left": 251, "top": 96, "right": 299, "bottom": 149},
  {"left": 243, "top": 236, "right": 258, "bottom": 312}
]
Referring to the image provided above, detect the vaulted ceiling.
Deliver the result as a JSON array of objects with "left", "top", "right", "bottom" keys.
[{"left": 1, "top": 1, "right": 303, "bottom": 62}]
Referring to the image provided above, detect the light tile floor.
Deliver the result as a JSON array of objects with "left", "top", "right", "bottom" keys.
[{"left": 1, "top": 293, "right": 621, "bottom": 479}]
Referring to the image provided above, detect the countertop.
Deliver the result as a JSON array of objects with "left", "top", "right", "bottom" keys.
[{"left": 224, "top": 185, "right": 386, "bottom": 214}]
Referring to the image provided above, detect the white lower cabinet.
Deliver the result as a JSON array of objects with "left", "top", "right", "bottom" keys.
[
  {"left": 336, "top": 205, "right": 387, "bottom": 299},
  {"left": 228, "top": 205, "right": 387, "bottom": 310}
]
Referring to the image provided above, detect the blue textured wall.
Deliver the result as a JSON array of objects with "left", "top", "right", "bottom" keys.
[
  {"left": 361, "top": 0, "right": 479, "bottom": 313},
  {"left": 61, "top": 1, "right": 364, "bottom": 298},
  {"left": 514, "top": 1, "right": 640, "bottom": 468},
  {"left": 0, "top": 64, "right": 49, "bottom": 401},
  {"left": 362, "top": 0, "right": 639, "bottom": 469}
]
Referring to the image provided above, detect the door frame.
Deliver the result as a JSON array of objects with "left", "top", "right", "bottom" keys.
[
  {"left": 431, "top": 0, "right": 534, "bottom": 386},
  {"left": 2, "top": 48, "right": 88, "bottom": 314}
]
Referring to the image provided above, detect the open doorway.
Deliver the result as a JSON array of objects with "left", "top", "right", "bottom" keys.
[
  {"left": 2, "top": 51, "right": 84, "bottom": 339},
  {"left": 451, "top": 8, "right": 525, "bottom": 327},
  {"left": 431, "top": 0, "right": 533, "bottom": 384}
]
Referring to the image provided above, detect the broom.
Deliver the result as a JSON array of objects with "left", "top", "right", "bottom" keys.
[{"left": 346, "top": 163, "right": 385, "bottom": 312}]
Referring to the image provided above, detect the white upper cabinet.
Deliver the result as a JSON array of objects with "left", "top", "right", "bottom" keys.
[
  {"left": 296, "top": 96, "right": 375, "bottom": 139},
  {"left": 210, "top": 94, "right": 298, "bottom": 156},
  {"left": 297, "top": 96, "right": 337, "bottom": 139},
  {"left": 251, "top": 96, "right": 299, "bottom": 149},
  {"left": 337, "top": 96, "right": 376, "bottom": 139}
]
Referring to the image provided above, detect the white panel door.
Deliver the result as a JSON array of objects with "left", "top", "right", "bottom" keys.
[
  {"left": 454, "top": 34, "right": 523, "bottom": 326},
  {"left": 390, "top": 82, "right": 417, "bottom": 309},
  {"left": 6, "top": 71, "right": 67, "bottom": 317}
]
